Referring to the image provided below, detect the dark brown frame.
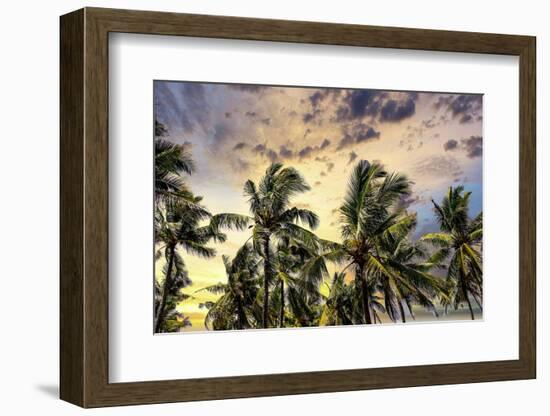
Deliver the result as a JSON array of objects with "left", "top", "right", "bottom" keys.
[{"left": 60, "top": 7, "right": 536, "bottom": 408}]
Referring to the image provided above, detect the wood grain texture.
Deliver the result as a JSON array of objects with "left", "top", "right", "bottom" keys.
[
  {"left": 59, "top": 7, "right": 537, "bottom": 408},
  {"left": 59, "top": 8, "right": 84, "bottom": 407}
]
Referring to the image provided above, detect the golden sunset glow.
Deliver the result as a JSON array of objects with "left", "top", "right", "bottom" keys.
[{"left": 154, "top": 81, "right": 483, "bottom": 331}]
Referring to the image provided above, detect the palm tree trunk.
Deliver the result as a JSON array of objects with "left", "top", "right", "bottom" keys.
[
  {"left": 461, "top": 280, "right": 475, "bottom": 320},
  {"left": 154, "top": 245, "right": 176, "bottom": 333},
  {"left": 358, "top": 264, "right": 372, "bottom": 324},
  {"left": 262, "top": 235, "right": 271, "bottom": 328},
  {"left": 398, "top": 300, "right": 407, "bottom": 323},
  {"left": 279, "top": 279, "right": 285, "bottom": 328}
]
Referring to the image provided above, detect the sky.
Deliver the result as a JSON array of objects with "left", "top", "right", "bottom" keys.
[{"left": 154, "top": 80, "right": 483, "bottom": 331}]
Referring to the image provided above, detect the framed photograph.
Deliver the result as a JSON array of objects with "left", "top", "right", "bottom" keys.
[{"left": 60, "top": 7, "right": 536, "bottom": 408}]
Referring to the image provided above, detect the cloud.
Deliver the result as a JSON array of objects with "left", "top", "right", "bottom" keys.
[
  {"left": 252, "top": 143, "right": 266, "bottom": 154},
  {"left": 443, "top": 139, "right": 458, "bottom": 151},
  {"left": 233, "top": 142, "right": 247, "bottom": 150},
  {"left": 298, "top": 145, "right": 315, "bottom": 159},
  {"left": 245, "top": 111, "right": 257, "bottom": 118},
  {"left": 279, "top": 145, "right": 294, "bottom": 159},
  {"left": 380, "top": 97, "right": 416, "bottom": 122},
  {"left": 326, "top": 162, "right": 335, "bottom": 172},
  {"left": 302, "top": 109, "right": 321, "bottom": 123},
  {"left": 461, "top": 135, "right": 483, "bottom": 158},
  {"left": 266, "top": 149, "right": 279, "bottom": 162},
  {"left": 414, "top": 155, "right": 463, "bottom": 178},
  {"left": 443, "top": 136, "right": 482, "bottom": 158},
  {"left": 336, "top": 90, "right": 384, "bottom": 121},
  {"left": 355, "top": 124, "right": 381, "bottom": 142},
  {"left": 337, "top": 124, "right": 381, "bottom": 150},
  {"left": 336, "top": 90, "right": 418, "bottom": 124},
  {"left": 320, "top": 138, "right": 331, "bottom": 149},
  {"left": 434, "top": 94, "right": 482, "bottom": 124},
  {"left": 348, "top": 151, "right": 358, "bottom": 164}
]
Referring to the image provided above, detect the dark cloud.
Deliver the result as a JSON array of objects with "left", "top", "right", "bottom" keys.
[
  {"left": 225, "top": 112, "right": 232, "bottom": 118},
  {"left": 354, "top": 124, "right": 381, "bottom": 142},
  {"left": 434, "top": 94, "right": 482, "bottom": 124},
  {"left": 337, "top": 134, "right": 354, "bottom": 150},
  {"left": 298, "top": 145, "right": 315, "bottom": 159},
  {"left": 348, "top": 151, "right": 358, "bottom": 164},
  {"left": 320, "top": 138, "right": 331, "bottom": 150},
  {"left": 309, "top": 89, "right": 341, "bottom": 108},
  {"left": 320, "top": 171, "right": 327, "bottom": 176},
  {"left": 326, "top": 162, "right": 335, "bottom": 172},
  {"left": 260, "top": 118, "right": 271, "bottom": 126},
  {"left": 380, "top": 97, "right": 416, "bottom": 122},
  {"left": 266, "top": 149, "right": 279, "bottom": 162},
  {"left": 233, "top": 142, "right": 247, "bottom": 151},
  {"left": 302, "top": 109, "right": 321, "bottom": 123},
  {"left": 336, "top": 90, "right": 384, "bottom": 121},
  {"left": 245, "top": 111, "right": 257, "bottom": 118},
  {"left": 443, "top": 139, "right": 458, "bottom": 151},
  {"left": 337, "top": 124, "right": 381, "bottom": 150},
  {"left": 252, "top": 144, "right": 267, "bottom": 154},
  {"left": 336, "top": 90, "right": 418, "bottom": 124},
  {"left": 314, "top": 181, "right": 322, "bottom": 186},
  {"left": 279, "top": 145, "right": 294, "bottom": 159},
  {"left": 443, "top": 136, "right": 482, "bottom": 158},
  {"left": 461, "top": 135, "right": 483, "bottom": 158}
]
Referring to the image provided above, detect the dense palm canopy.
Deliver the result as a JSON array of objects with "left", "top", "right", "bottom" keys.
[
  {"left": 421, "top": 186, "right": 483, "bottom": 319},
  {"left": 152, "top": 124, "right": 483, "bottom": 332},
  {"left": 243, "top": 163, "right": 320, "bottom": 328}
]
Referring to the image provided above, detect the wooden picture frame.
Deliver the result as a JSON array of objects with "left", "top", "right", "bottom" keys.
[{"left": 60, "top": 7, "right": 536, "bottom": 408}]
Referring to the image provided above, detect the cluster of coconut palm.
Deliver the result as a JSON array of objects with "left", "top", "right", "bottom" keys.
[{"left": 153, "top": 121, "right": 483, "bottom": 333}]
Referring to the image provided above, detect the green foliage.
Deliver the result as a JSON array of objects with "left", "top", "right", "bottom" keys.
[{"left": 152, "top": 124, "right": 483, "bottom": 331}]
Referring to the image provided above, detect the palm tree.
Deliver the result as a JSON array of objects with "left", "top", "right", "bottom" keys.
[
  {"left": 421, "top": 186, "right": 483, "bottom": 320},
  {"left": 243, "top": 163, "right": 320, "bottom": 328},
  {"left": 154, "top": 119, "right": 195, "bottom": 206},
  {"left": 154, "top": 197, "right": 248, "bottom": 332},
  {"left": 270, "top": 237, "right": 320, "bottom": 327},
  {"left": 303, "top": 160, "right": 412, "bottom": 324},
  {"left": 374, "top": 213, "right": 448, "bottom": 322},
  {"left": 198, "top": 244, "right": 261, "bottom": 330}
]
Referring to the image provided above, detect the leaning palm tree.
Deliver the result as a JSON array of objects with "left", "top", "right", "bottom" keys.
[
  {"left": 154, "top": 197, "right": 249, "bottom": 332},
  {"left": 198, "top": 244, "right": 261, "bottom": 330},
  {"left": 421, "top": 186, "right": 483, "bottom": 320},
  {"left": 302, "top": 160, "right": 412, "bottom": 324},
  {"left": 243, "top": 163, "right": 320, "bottom": 328}
]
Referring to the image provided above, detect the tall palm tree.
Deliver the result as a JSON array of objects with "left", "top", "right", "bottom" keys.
[
  {"left": 154, "top": 197, "right": 248, "bottom": 332},
  {"left": 243, "top": 163, "right": 320, "bottom": 328},
  {"left": 303, "top": 160, "right": 412, "bottom": 324},
  {"left": 421, "top": 186, "right": 483, "bottom": 320},
  {"left": 198, "top": 244, "right": 261, "bottom": 330}
]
